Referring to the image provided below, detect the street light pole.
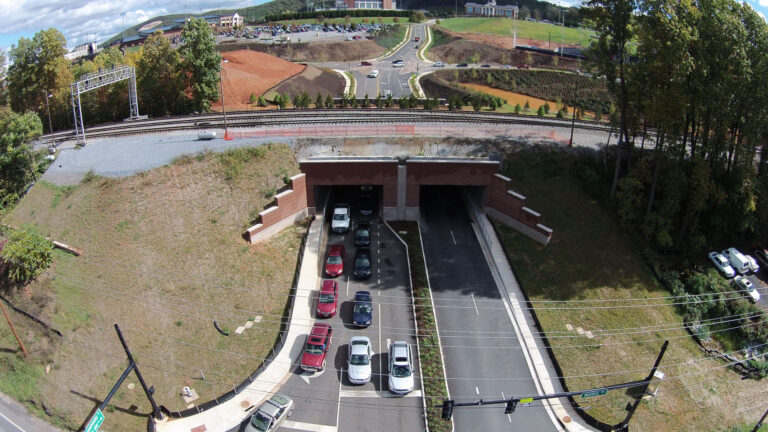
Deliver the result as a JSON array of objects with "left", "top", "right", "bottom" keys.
[
  {"left": 219, "top": 59, "right": 232, "bottom": 140},
  {"left": 44, "top": 92, "right": 56, "bottom": 148},
  {"left": 560, "top": 9, "right": 565, "bottom": 57}
]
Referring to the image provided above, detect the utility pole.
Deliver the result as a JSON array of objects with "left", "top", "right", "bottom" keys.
[
  {"left": 750, "top": 405, "right": 768, "bottom": 432},
  {"left": 615, "top": 341, "right": 669, "bottom": 431},
  {"left": 219, "top": 59, "right": 232, "bottom": 140},
  {"left": 83, "top": 324, "right": 163, "bottom": 431},
  {"left": 44, "top": 92, "right": 56, "bottom": 148},
  {"left": 0, "top": 299, "right": 28, "bottom": 357},
  {"left": 560, "top": 9, "right": 565, "bottom": 57},
  {"left": 569, "top": 79, "right": 576, "bottom": 147}
]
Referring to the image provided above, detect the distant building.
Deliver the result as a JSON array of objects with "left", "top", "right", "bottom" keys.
[
  {"left": 64, "top": 42, "right": 100, "bottom": 61},
  {"left": 197, "top": 13, "right": 243, "bottom": 29},
  {"left": 335, "top": 0, "right": 397, "bottom": 10},
  {"left": 465, "top": 0, "right": 519, "bottom": 17}
]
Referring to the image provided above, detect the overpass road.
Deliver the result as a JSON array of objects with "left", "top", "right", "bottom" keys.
[{"left": 419, "top": 186, "right": 557, "bottom": 432}]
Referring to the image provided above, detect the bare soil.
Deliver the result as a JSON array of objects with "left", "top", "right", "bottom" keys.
[
  {"left": 269, "top": 65, "right": 345, "bottom": 99},
  {"left": 213, "top": 50, "right": 305, "bottom": 110},
  {"left": 218, "top": 39, "right": 385, "bottom": 63},
  {"left": 429, "top": 29, "right": 580, "bottom": 70}
]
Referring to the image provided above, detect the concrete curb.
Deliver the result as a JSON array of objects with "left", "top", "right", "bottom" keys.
[
  {"left": 373, "top": 25, "right": 412, "bottom": 60},
  {"left": 461, "top": 190, "right": 598, "bottom": 432},
  {"left": 334, "top": 69, "right": 352, "bottom": 95},
  {"left": 154, "top": 216, "right": 324, "bottom": 432},
  {"left": 417, "top": 25, "right": 433, "bottom": 63}
]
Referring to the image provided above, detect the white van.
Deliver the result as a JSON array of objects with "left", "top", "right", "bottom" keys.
[{"left": 724, "top": 248, "right": 750, "bottom": 274}]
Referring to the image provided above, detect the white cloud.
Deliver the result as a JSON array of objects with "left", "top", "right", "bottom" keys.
[{"left": 0, "top": 0, "right": 260, "bottom": 49}]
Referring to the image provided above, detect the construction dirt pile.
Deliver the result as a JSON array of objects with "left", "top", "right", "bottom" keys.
[{"left": 213, "top": 50, "right": 305, "bottom": 110}]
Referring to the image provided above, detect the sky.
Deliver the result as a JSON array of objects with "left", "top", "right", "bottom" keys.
[{"left": 1, "top": 0, "right": 767, "bottom": 54}]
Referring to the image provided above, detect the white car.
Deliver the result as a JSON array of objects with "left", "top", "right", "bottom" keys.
[
  {"left": 433, "top": 61, "right": 444, "bottom": 67},
  {"left": 383, "top": 89, "right": 392, "bottom": 97},
  {"left": 733, "top": 275, "right": 761, "bottom": 302},
  {"left": 368, "top": 69, "right": 379, "bottom": 78},
  {"left": 745, "top": 254, "right": 760, "bottom": 273},
  {"left": 709, "top": 251, "right": 735, "bottom": 278},
  {"left": 246, "top": 394, "right": 294, "bottom": 432},
  {"left": 388, "top": 341, "right": 414, "bottom": 395},
  {"left": 347, "top": 336, "right": 373, "bottom": 384},
  {"left": 331, "top": 204, "right": 350, "bottom": 234}
]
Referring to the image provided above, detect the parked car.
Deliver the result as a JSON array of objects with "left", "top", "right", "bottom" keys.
[
  {"left": 368, "top": 69, "right": 379, "bottom": 78},
  {"left": 393, "top": 60, "right": 404, "bottom": 68},
  {"left": 709, "top": 251, "right": 735, "bottom": 277},
  {"left": 347, "top": 336, "right": 373, "bottom": 384},
  {"left": 501, "top": 64, "right": 512, "bottom": 69},
  {"left": 352, "top": 291, "right": 372, "bottom": 327},
  {"left": 733, "top": 275, "right": 761, "bottom": 302},
  {"left": 517, "top": 64, "right": 531, "bottom": 69},
  {"left": 414, "top": 37, "right": 420, "bottom": 42},
  {"left": 355, "top": 223, "right": 371, "bottom": 247},
  {"left": 325, "top": 244, "right": 345, "bottom": 277},
  {"left": 353, "top": 248, "right": 372, "bottom": 279},
  {"left": 353, "top": 35, "right": 362, "bottom": 40},
  {"left": 481, "top": 64, "right": 491, "bottom": 68},
  {"left": 300, "top": 323, "right": 333, "bottom": 372},
  {"left": 388, "top": 341, "right": 414, "bottom": 394},
  {"left": 317, "top": 280, "right": 338, "bottom": 318},
  {"left": 724, "top": 247, "right": 750, "bottom": 274},
  {"left": 433, "top": 61, "right": 444, "bottom": 67},
  {"left": 331, "top": 204, "right": 351, "bottom": 233},
  {"left": 359, "top": 192, "right": 375, "bottom": 216},
  {"left": 245, "top": 394, "right": 294, "bottom": 432},
  {"left": 745, "top": 254, "right": 760, "bottom": 273},
  {"left": 361, "top": 61, "right": 373, "bottom": 66},
  {"left": 457, "top": 63, "right": 468, "bottom": 67}
]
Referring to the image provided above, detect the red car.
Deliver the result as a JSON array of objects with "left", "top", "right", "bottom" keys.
[
  {"left": 300, "top": 323, "right": 333, "bottom": 372},
  {"left": 361, "top": 61, "right": 373, "bottom": 66},
  {"left": 517, "top": 64, "right": 531, "bottom": 69},
  {"left": 317, "top": 280, "right": 339, "bottom": 318},
  {"left": 325, "top": 244, "right": 345, "bottom": 277}
]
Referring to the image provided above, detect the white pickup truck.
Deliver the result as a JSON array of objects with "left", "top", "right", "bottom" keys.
[{"left": 331, "top": 204, "right": 351, "bottom": 234}]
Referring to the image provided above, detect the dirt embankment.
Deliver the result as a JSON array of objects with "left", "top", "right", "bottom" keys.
[
  {"left": 217, "top": 39, "right": 384, "bottom": 62},
  {"left": 213, "top": 50, "right": 305, "bottom": 110},
  {"left": 270, "top": 65, "right": 345, "bottom": 99},
  {"left": 429, "top": 28, "right": 579, "bottom": 70}
]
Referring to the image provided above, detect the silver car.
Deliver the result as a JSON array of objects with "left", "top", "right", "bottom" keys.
[
  {"left": 246, "top": 394, "right": 294, "bottom": 432},
  {"left": 347, "top": 336, "right": 373, "bottom": 384},
  {"left": 388, "top": 341, "right": 414, "bottom": 394}
]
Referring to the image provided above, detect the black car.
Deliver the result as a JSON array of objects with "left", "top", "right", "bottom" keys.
[
  {"left": 481, "top": 64, "right": 491, "bottom": 68},
  {"left": 359, "top": 192, "right": 375, "bottom": 216},
  {"left": 353, "top": 248, "right": 372, "bottom": 279},
  {"left": 355, "top": 223, "right": 371, "bottom": 247},
  {"left": 352, "top": 291, "right": 373, "bottom": 327}
]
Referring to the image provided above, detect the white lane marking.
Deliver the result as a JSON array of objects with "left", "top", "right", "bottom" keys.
[
  {"left": 283, "top": 420, "right": 338, "bottom": 432},
  {"left": 336, "top": 368, "right": 342, "bottom": 427},
  {"left": 471, "top": 293, "right": 479, "bottom": 315},
  {"left": 503, "top": 392, "right": 511, "bottom": 423},
  {"left": 0, "top": 411, "right": 25, "bottom": 432},
  {"left": 301, "top": 374, "right": 311, "bottom": 384},
  {"left": 386, "top": 338, "right": 391, "bottom": 350},
  {"left": 450, "top": 229, "right": 456, "bottom": 245},
  {"left": 339, "top": 389, "right": 423, "bottom": 398},
  {"left": 346, "top": 275, "right": 350, "bottom": 296},
  {"left": 475, "top": 386, "right": 480, "bottom": 395}
]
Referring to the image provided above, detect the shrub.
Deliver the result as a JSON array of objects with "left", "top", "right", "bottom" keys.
[{"left": 1, "top": 225, "right": 54, "bottom": 284}]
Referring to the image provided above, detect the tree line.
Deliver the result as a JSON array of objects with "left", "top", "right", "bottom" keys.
[
  {"left": 584, "top": 0, "right": 768, "bottom": 252},
  {"left": 3, "top": 18, "right": 222, "bottom": 135}
]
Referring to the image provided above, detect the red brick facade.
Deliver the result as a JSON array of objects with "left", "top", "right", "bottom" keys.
[{"left": 244, "top": 174, "right": 309, "bottom": 243}]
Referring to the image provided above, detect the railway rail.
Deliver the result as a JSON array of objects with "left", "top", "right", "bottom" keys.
[{"left": 43, "top": 109, "right": 615, "bottom": 142}]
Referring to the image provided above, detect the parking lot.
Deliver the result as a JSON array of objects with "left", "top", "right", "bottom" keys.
[{"left": 250, "top": 186, "right": 425, "bottom": 432}]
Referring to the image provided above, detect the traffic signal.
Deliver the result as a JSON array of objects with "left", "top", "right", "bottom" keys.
[
  {"left": 441, "top": 400, "right": 454, "bottom": 420},
  {"left": 505, "top": 400, "right": 518, "bottom": 414}
]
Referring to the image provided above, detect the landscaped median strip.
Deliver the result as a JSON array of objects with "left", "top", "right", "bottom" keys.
[{"left": 388, "top": 221, "right": 453, "bottom": 432}]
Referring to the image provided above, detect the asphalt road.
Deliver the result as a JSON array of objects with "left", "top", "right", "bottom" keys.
[
  {"left": 0, "top": 392, "right": 61, "bottom": 432},
  {"left": 419, "top": 186, "right": 556, "bottom": 432},
  {"left": 231, "top": 186, "right": 425, "bottom": 431}
]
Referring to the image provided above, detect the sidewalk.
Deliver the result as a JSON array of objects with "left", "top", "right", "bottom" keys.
[
  {"left": 154, "top": 215, "right": 324, "bottom": 432},
  {"left": 462, "top": 191, "right": 598, "bottom": 432}
]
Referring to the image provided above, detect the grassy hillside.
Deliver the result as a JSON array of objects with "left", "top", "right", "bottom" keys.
[{"left": 437, "top": 17, "right": 595, "bottom": 47}]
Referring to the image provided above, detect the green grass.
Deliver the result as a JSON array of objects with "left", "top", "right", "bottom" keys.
[
  {"left": 374, "top": 24, "right": 407, "bottom": 51},
  {"left": 492, "top": 146, "right": 768, "bottom": 431},
  {"left": 272, "top": 17, "right": 402, "bottom": 25},
  {"left": 437, "top": 17, "right": 595, "bottom": 47}
]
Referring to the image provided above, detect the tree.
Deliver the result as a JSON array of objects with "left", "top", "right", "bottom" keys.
[
  {"left": 409, "top": 11, "right": 427, "bottom": 23},
  {"left": 363, "top": 93, "right": 370, "bottom": 108},
  {"left": 1, "top": 225, "right": 54, "bottom": 284},
  {"left": 250, "top": 93, "right": 258, "bottom": 105},
  {"left": 6, "top": 29, "right": 71, "bottom": 129},
  {"left": 0, "top": 108, "right": 42, "bottom": 209},
  {"left": 543, "top": 102, "right": 550, "bottom": 114},
  {"left": 514, "top": 103, "right": 522, "bottom": 114},
  {"left": 325, "top": 94, "right": 333, "bottom": 108},
  {"left": 179, "top": 18, "right": 222, "bottom": 112},
  {"left": 315, "top": 93, "right": 323, "bottom": 108},
  {"left": 537, "top": 105, "right": 545, "bottom": 116},
  {"left": 524, "top": 100, "right": 530, "bottom": 112},
  {"left": 137, "top": 31, "right": 182, "bottom": 117}
]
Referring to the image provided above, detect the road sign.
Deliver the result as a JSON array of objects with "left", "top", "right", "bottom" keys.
[
  {"left": 85, "top": 409, "right": 105, "bottom": 432},
  {"left": 581, "top": 389, "right": 607, "bottom": 398},
  {"left": 519, "top": 397, "right": 534, "bottom": 406}
]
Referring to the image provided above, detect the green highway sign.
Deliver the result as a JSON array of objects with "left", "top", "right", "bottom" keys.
[
  {"left": 581, "top": 389, "right": 607, "bottom": 398},
  {"left": 85, "top": 409, "right": 105, "bottom": 432}
]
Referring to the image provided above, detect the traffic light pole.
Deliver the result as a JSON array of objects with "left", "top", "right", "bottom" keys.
[{"left": 440, "top": 340, "right": 669, "bottom": 427}]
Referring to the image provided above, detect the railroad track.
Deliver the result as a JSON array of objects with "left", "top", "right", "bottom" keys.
[{"left": 44, "top": 109, "right": 614, "bottom": 142}]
